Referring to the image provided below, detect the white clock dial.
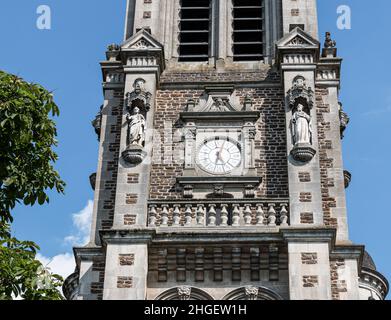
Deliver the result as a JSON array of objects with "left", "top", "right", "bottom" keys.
[{"left": 197, "top": 138, "right": 242, "bottom": 175}]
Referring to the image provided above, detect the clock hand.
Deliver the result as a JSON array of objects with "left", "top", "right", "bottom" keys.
[
  {"left": 216, "top": 141, "right": 226, "bottom": 163},
  {"left": 219, "top": 141, "right": 226, "bottom": 155},
  {"left": 215, "top": 151, "right": 222, "bottom": 164}
]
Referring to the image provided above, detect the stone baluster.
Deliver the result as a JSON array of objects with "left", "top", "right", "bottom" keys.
[
  {"left": 256, "top": 204, "right": 265, "bottom": 226},
  {"left": 208, "top": 204, "right": 217, "bottom": 226},
  {"left": 148, "top": 205, "right": 157, "bottom": 227},
  {"left": 196, "top": 204, "right": 205, "bottom": 226},
  {"left": 161, "top": 205, "right": 169, "bottom": 227},
  {"left": 280, "top": 203, "right": 289, "bottom": 226},
  {"left": 173, "top": 204, "right": 181, "bottom": 226},
  {"left": 220, "top": 204, "right": 229, "bottom": 226},
  {"left": 232, "top": 204, "right": 241, "bottom": 227},
  {"left": 244, "top": 204, "right": 253, "bottom": 225},
  {"left": 185, "top": 205, "right": 193, "bottom": 226},
  {"left": 268, "top": 203, "right": 277, "bottom": 227}
]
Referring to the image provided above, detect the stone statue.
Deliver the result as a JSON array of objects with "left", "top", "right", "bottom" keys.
[
  {"left": 291, "top": 104, "right": 312, "bottom": 145},
  {"left": 126, "top": 107, "right": 146, "bottom": 147},
  {"left": 324, "top": 32, "right": 336, "bottom": 48}
]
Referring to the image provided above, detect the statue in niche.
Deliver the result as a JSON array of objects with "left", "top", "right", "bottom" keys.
[
  {"left": 126, "top": 107, "right": 146, "bottom": 147},
  {"left": 291, "top": 103, "right": 312, "bottom": 145}
]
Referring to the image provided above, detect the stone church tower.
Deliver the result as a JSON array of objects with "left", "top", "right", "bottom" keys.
[{"left": 64, "top": 0, "right": 388, "bottom": 300}]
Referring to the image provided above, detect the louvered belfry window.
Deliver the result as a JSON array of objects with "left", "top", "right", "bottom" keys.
[
  {"left": 232, "top": 0, "right": 265, "bottom": 61},
  {"left": 178, "top": 0, "right": 211, "bottom": 62}
]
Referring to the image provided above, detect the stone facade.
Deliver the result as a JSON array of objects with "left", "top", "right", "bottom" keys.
[{"left": 63, "top": 0, "right": 388, "bottom": 301}]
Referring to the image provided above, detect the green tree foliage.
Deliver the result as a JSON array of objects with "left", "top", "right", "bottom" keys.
[{"left": 0, "top": 71, "right": 66, "bottom": 300}]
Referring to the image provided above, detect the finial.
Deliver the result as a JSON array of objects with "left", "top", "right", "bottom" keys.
[{"left": 107, "top": 43, "right": 120, "bottom": 51}]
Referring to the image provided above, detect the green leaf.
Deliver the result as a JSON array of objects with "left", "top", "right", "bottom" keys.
[{"left": 0, "top": 71, "right": 65, "bottom": 300}]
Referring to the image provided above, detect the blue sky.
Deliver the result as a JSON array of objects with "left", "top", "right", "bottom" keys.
[{"left": 0, "top": 0, "right": 390, "bottom": 292}]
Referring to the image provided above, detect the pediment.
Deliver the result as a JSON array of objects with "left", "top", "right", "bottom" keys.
[
  {"left": 189, "top": 86, "right": 241, "bottom": 113},
  {"left": 276, "top": 27, "right": 320, "bottom": 49},
  {"left": 198, "top": 95, "right": 238, "bottom": 112},
  {"left": 121, "top": 28, "right": 163, "bottom": 50}
]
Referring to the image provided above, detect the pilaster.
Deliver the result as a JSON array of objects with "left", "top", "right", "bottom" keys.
[
  {"left": 276, "top": 28, "right": 323, "bottom": 227},
  {"left": 316, "top": 45, "right": 349, "bottom": 242},
  {"left": 102, "top": 29, "right": 165, "bottom": 300}
]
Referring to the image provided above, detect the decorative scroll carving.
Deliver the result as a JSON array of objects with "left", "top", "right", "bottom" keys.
[
  {"left": 131, "top": 39, "right": 152, "bottom": 49},
  {"left": 91, "top": 105, "right": 103, "bottom": 140},
  {"left": 89, "top": 173, "right": 96, "bottom": 191},
  {"left": 243, "top": 95, "right": 253, "bottom": 111},
  {"left": 177, "top": 286, "right": 192, "bottom": 300},
  {"left": 184, "top": 86, "right": 238, "bottom": 113},
  {"left": 287, "top": 36, "right": 308, "bottom": 47},
  {"left": 244, "top": 185, "right": 255, "bottom": 198},
  {"left": 339, "top": 102, "right": 350, "bottom": 139},
  {"left": 287, "top": 76, "right": 316, "bottom": 162},
  {"left": 183, "top": 185, "right": 194, "bottom": 199},
  {"left": 209, "top": 97, "right": 231, "bottom": 112},
  {"left": 214, "top": 185, "right": 225, "bottom": 197},
  {"left": 245, "top": 286, "right": 259, "bottom": 300},
  {"left": 184, "top": 127, "right": 196, "bottom": 140},
  {"left": 344, "top": 170, "right": 352, "bottom": 189},
  {"left": 185, "top": 99, "right": 196, "bottom": 112}
]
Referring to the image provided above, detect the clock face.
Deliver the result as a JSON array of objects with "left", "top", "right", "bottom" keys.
[{"left": 197, "top": 138, "right": 242, "bottom": 175}]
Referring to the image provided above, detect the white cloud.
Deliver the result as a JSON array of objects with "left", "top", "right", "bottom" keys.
[
  {"left": 37, "top": 253, "right": 76, "bottom": 280},
  {"left": 64, "top": 200, "right": 93, "bottom": 247},
  {"left": 35, "top": 200, "right": 94, "bottom": 282}
]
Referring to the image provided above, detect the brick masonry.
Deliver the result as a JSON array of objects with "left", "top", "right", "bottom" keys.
[
  {"left": 330, "top": 259, "right": 347, "bottom": 300},
  {"left": 301, "top": 253, "right": 318, "bottom": 265},
  {"left": 126, "top": 194, "right": 138, "bottom": 205},
  {"left": 119, "top": 254, "right": 135, "bottom": 266},
  {"left": 117, "top": 277, "right": 133, "bottom": 289},
  {"left": 299, "top": 192, "right": 312, "bottom": 203},
  {"left": 298, "top": 172, "right": 311, "bottom": 182},
  {"left": 100, "top": 90, "right": 124, "bottom": 231},
  {"left": 127, "top": 173, "right": 140, "bottom": 184},
  {"left": 124, "top": 214, "right": 137, "bottom": 226},
  {"left": 300, "top": 212, "right": 314, "bottom": 224},
  {"left": 149, "top": 85, "right": 289, "bottom": 200},
  {"left": 160, "top": 69, "right": 280, "bottom": 84},
  {"left": 316, "top": 88, "right": 338, "bottom": 228},
  {"left": 90, "top": 256, "right": 106, "bottom": 300},
  {"left": 303, "top": 275, "right": 319, "bottom": 288}
]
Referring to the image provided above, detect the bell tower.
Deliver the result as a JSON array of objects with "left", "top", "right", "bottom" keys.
[{"left": 63, "top": 0, "right": 388, "bottom": 300}]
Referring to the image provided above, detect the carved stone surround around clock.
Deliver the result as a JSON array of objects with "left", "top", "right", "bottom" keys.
[{"left": 178, "top": 86, "right": 261, "bottom": 199}]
